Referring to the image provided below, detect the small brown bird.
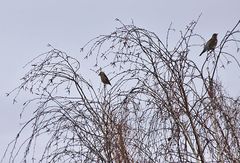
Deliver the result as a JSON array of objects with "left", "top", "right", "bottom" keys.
[
  {"left": 99, "top": 71, "right": 111, "bottom": 85},
  {"left": 199, "top": 33, "right": 218, "bottom": 56}
]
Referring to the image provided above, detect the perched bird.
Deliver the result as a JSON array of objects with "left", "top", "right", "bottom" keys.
[
  {"left": 199, "top": 33, "right": 218, "bottom": 56},
  {"left": 99, "top": 71, "right": 111, "bottom": 85}
]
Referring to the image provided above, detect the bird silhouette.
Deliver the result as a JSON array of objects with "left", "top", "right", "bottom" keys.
[
  {"left": 99, "top": 71, "right": 111, "bottom": 85},
  {"left": 199, "top": 33, "right": 218, "bottom": 56}
]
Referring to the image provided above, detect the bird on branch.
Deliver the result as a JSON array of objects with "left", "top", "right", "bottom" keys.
[
  {"left": 99, "top": 71, "right": 111, "bottom": 86},
  {"left": 199, "top": 33, "right": 218, "bottom": 56}
]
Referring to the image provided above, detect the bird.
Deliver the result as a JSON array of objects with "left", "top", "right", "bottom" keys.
[
  {"left": 199, "top": 33, "right": 218, "bottom": 56},
  {"left": 99, "top": 71, "right": 111, "bottom": 85}
]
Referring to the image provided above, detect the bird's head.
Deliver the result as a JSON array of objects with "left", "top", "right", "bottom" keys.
[{"left": 212, "top": 33, "right": 218, "bottom": 38}]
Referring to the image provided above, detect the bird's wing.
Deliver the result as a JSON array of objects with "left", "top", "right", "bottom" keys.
[
  {"left": 208, "top": 38, "right": 217, "bottom": 50},
  {"left": 102, "top": 73, "right": 111, "bottom": 85}
]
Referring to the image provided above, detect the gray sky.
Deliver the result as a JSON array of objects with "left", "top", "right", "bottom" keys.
[{"left": 0, "top": 0, "right": 240, "bottom": 161}]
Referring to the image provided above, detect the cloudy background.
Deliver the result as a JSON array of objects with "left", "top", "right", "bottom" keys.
[{"left": 0, "top": 0, "right": 239, "bottom": 161}]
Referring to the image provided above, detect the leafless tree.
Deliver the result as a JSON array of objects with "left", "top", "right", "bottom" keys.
[{"left": 2, "top": 18, "right": 240, "bottom": 163}]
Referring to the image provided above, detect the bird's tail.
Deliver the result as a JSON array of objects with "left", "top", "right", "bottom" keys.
[{"left": 199, "top": 50, "right": 205, "bottom": 56}]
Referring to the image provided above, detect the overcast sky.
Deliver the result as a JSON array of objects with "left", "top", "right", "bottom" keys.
[{"left": 0, "top": 0, "right": 240, "bottom": 161}]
